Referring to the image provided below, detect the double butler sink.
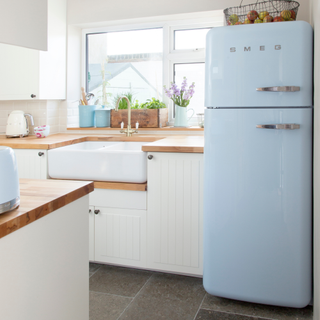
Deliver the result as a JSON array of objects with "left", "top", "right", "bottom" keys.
[{"left": 48, "top": 141, "right": 147, "bottom": 183}]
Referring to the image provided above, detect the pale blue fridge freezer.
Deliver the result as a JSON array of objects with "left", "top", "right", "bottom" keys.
[{"left": 203, "top": 21, "right": 313, "bottom": 308}]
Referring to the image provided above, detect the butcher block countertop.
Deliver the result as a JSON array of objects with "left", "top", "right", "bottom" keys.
[
  {"left": 0, "top": 134, "right": 204, "bottom": 153},
  {"left": 0, "top": 179, "right": 94, "bottom": 239},
  {"left": 141, "top": 136, "right": 204, "bottom": 153}
]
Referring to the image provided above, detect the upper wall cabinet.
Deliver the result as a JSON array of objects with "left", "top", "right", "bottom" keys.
[
  {"left": 0, "top": 0, "right": 47, "bottom": 51},
  {"left": 0, "top": 0, "right": 66, "bottom": 100}
]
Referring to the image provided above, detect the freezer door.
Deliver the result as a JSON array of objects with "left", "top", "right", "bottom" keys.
[
  {"left": 203, "top": 108, "right": 312, "bottom": 308},
  {"left": 205, "top": 21, "right": 313, "bottom": 107}
]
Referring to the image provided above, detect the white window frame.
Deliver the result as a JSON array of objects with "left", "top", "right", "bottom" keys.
[{"left": 82, "top": 10, "right": 224, "bottom": 125}]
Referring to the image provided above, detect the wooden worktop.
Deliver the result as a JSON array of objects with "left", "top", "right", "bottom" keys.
[
  {"left": 0, "top": 133, "right": 204, "bottom": 153},
  {"left": 141, "top": 136, "right": 204, "bottom": 153},
  {"left": 0, "top": 179, "right": 94, "bottom": 239},
  {"left": 0, "top": 134, "right": 163, "bottom": 150}
]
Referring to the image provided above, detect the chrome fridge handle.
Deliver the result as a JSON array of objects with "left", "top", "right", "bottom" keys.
[
  {"left": 256, "top": 86, "right": 300, "bottom": 92},
  {"left": 256, "top": 124, "right": 300, "bottom": 130}
]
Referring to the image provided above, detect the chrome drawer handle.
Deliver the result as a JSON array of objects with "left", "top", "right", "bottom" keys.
[
  {"left": 256, "top": 86, "right": 300, "bottom": 92},
  {"left": 256, "top": 124, "right": 300, "bottom": 130}
]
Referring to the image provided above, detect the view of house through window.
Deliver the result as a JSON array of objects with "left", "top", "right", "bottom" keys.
[{"left": 87, "top": 28, "right": 163, "bottom": 108}]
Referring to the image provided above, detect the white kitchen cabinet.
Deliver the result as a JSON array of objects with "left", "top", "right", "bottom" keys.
[
  {"left": 147, "top": 152, "right": 204, "bottom": 276},
  {"left": 0, "top": 195, "right": 89, "bottom": 320},
  {"left": 0, "top": 0, "right": 47, "bottom": 51},
  {"left": 13, "top": 149, "right": 48, "bottom": 179},
  {"left": 94, "top": 206, "right": 147, "bottom": 268},
  {"left": 89, "top": 189, "right": 147, "bottom": 269},
  {"left": 0, "top": 0, "right": 66, "bottom": 100},
  {"left": 89, "top": 206, "right": 95, "bottom": 261}
]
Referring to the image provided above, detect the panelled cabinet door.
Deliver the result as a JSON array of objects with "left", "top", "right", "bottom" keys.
[
  {"left": 13, "top": 149, "right": 48, "bottom": 179},
  {"left": 0, "top": 0, "right": 66, "bottom": 100},
  {"left": 0, "top": 44, "right": 39, "bottom": 100},
  {"left": 89, "top": 206, "right": 95, "bottom": 262},
  {"left": 94, "top": 207, "right": 147, "bottom": 268},
  {"left": 147, "top": 152, "right": 204, "bottom": 276}
]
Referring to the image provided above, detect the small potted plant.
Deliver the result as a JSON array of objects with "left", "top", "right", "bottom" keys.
[{"left": 110, "top": 94, "right": 168, "bottom": 128}]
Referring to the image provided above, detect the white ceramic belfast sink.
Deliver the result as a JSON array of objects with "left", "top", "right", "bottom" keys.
[{"left": 48, "top": 141, "right": 148, "bottom": 183}]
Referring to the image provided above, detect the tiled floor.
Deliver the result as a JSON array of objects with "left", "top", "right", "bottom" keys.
[{"left": 89, "top": 263, "right": 313, "bottom": 320}]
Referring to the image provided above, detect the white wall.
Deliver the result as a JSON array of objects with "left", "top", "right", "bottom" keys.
[
  {"left": 67, "top": 0, "right": 310, "bottom": 26},
  {"left": 0, "top": 101, "right": 61, "bottom": 135}
]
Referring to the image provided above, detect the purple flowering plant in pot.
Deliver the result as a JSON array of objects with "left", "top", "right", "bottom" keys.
[{"left": 164, "top": 77, "right": 195, "bottom": 127}]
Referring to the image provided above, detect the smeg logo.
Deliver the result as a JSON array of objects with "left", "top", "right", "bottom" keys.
[{"left": 230, "top": 45, "right": 281, "bottom": 52}]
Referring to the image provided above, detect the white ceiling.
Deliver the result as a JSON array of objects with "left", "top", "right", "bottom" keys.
[{"left": 67, "top": 0, "right": 310, "bottom": 26}]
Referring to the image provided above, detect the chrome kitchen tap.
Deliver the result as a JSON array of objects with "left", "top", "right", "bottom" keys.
[{"left": 115, "top": 96, "right": 139, "bottom": 137}]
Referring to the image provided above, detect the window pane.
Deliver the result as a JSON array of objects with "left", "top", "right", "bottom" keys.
[
  {"left": 87, "top": 29, "right": 163, "bottom": 107},
  {"left": 174, "top": 63, "right": 205, "bottom": 116},
  {"left": 174, "top": 28, "right": 211, "bottom": 50}
]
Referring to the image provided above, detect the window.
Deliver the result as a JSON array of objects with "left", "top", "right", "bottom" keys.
[
  {"left": 87, "top": 29, "right": 163, "bottom": 108},
  {"left": 174, "top": 63, "right": 205, "bottom": 116},
  {"left": 174, "top": 28, "right": 211, "bottom": 50},
  {"left": 84, "top": 11, "right": 224, "bottom": 123}
]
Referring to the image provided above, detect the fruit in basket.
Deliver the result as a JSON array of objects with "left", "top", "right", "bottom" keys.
[
  {"left": 254, "top": 18, "right": 263, "bottom": 23},
  {"left": 290, "top": 10, "right": 296, "bottom": 19},
  {"left": 244, "top": 18, "right": 253, "bottom": 24},
  {"left": 259, "top": 11, "right": 269, "bottom": 20},
  {"left": 235, "top": 21, "right": 243, "bottom": 25},
  {"left": 229, "top": 14, "right": 239, "bottom": 24},
  {"left": 227, "top": 20, "right": 236, "bottom": 25},
  {"left": 273, "top": 16, "right": 284, "bottom": 22},
  {"left": 281, "top": 10, "right": 292, "bottom": 20},
  {"left": 247, "top": 10, "right": 258, "bottom": 21},
  {"left": 263, "top": 15, "right": 273, "bottom": 22}
]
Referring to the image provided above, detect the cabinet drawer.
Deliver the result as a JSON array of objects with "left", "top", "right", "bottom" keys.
[{"left": 89, "top": 189, "right": 146, "bottom": 210}]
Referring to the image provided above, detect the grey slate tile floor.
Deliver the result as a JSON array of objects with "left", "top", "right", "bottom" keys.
[{"left": 89, "top": 263, "right": 313, "bottom": 320}]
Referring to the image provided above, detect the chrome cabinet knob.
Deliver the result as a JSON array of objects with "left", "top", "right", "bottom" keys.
[
  {"left": 148, "top": 155, "right": 153, "bottom": 160},
  {"left": 31, "top": 94, "right": 36, "bottom": 98},
  {"left": 94, "top": 209, "right": 100, "bottom": 215},
  {"left": 38, "top": 152, "right": 44, "bottom": 156},
  {"left": 89, "top": 209, "right": 92, "bottom": 213}
]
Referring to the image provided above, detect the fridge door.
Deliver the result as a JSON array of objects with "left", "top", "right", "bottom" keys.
[
  {"left": 203, "top": 108, "right": 312, "bottom": 308},
  {"left": 205, "top": 21, "right": 313, "bottom": 108}
]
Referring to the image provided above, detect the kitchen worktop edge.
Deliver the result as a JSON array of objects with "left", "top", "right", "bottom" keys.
[
  {"left": 0, "top": 133, "right": 204, "bottom": 153},
  {"left": 0, "top": 179, "right": 94, "bottom": 239}
]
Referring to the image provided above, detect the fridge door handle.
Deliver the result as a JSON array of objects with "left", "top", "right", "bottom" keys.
[
  {"left": 256, "top": 86, "right": 300, "bottom": 92},
  {"left": 256, "top": 124, "right": 300, "bottom": 130}
]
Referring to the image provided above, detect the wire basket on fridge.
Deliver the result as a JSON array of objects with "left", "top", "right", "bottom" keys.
[{"left": 224, "top": 0, "right": 300, "bottom": 25}]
